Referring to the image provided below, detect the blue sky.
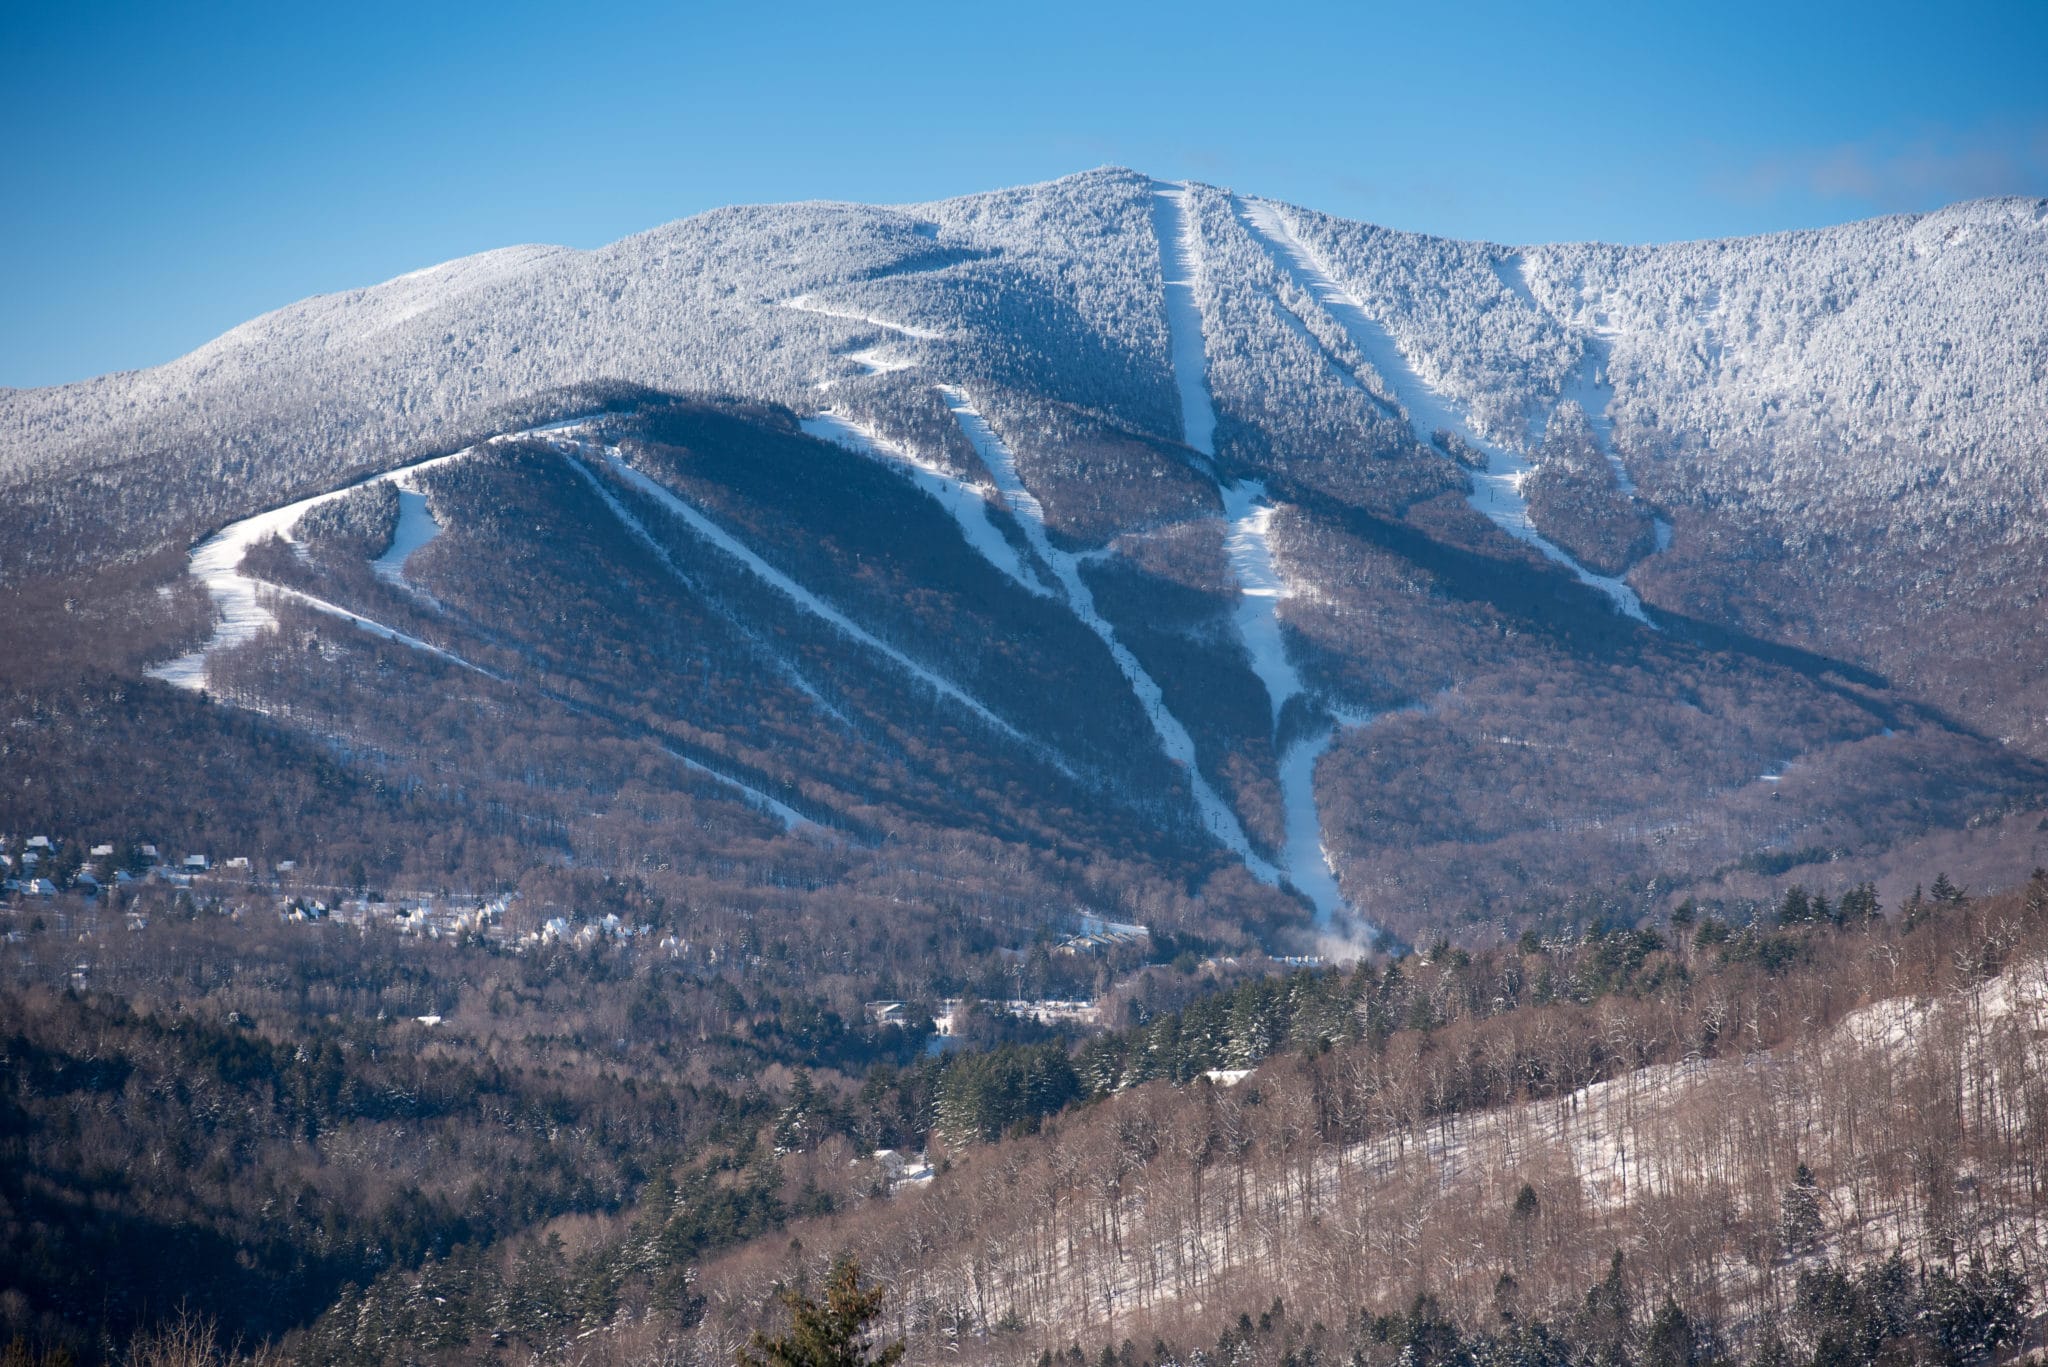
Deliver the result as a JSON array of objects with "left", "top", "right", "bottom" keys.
[{"left": 5, "top": 0, "right": 2045, "bottom": 388}]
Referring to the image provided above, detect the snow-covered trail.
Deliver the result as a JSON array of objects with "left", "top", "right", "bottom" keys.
[
  {"left": 1152, "top": 186, "right": 1364, "bottom": 927},
  {"left": 588, "top": 443, "right": 1038, "bottom": 750},
  {"left": 1222, "top": 487, "right": 1374, "bottom": 930},
  {"left": 797, "top": 412, "right": 1049, "bottom": 597},
  {"left": 1274, "top": 728, "right": 1350, "bottom": 927},
  {"left": 149, "top": 422, "right": 820, "bottom": 832},
  {"left": 1150, "top": 182, "right": 1219, "bottom": 456},
  {"left": 1496, "top": 253, "right": 1673, "bottom": 551},
  {"left": 372, "top": 483, "right": 442, "bottom": 588},
  {"left": 262, "top": 582, "right": 497, "bottom": 678},
  {"left": 149, "top": 446, "right": 482, "bottom": 689},
  {"left": 1239, "top": 200, "right": 1655, "bottom": 628},
  {"left": 940, "top": 385, "right": 1279, "bottom": 886},
  {"left": 665, "top": 749, "right": 813, "bottom": 832},
  {"left": 1220, "top": 486, "right": 1304, "bottom": 724},
  {"left": 777, "top": 295, "right": 945, "bottom": 340}
]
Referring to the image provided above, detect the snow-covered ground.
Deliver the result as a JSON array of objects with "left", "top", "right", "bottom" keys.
[
  {"left": 859, "top": 955, "right": 2048, "bottom": 1342},
  {"left": 152, "top": 421, "right": 848, "bottom": 834},
  {"left": 1274, "top": 727, "right": 1352, "bottom": 929},
  {"left": 1220, "top": 487, "right": 1302, "bottom": 724},
  {"left": 149, "top": 418, "right": 632, "bottom": 690},
  {"left": 844, "top": 345, "right": 916, "bottom": 377},
  {"left": 149, "top": 447, "right": 480, "bottom": 689},
  {"left": 1153, "top": 185, "right": 1362, "bottom": 927},
  {"left": 1222, "top": 485, "right": 1366, "bottom": 930},
  {"left": 1239, "top": 200, "right": 1655, "bottom": 627},
  {"left": 1150, "top": 182, "right": 1219, "bottom": 456},
  {"left": 940, "top": 385, "right": 1279, "bottom": 886},
  {"left": 798, "top": 411, "right": 1048, "bottom": 596},
  {"left": 778, "top": 294, "right": 946, "bottom": 340},
  {"left": 1498, "top": 252, "right": 1676, "bottom": 550},
  {"left": 372, "top": 483, "right": 441, "bottom": 589}
]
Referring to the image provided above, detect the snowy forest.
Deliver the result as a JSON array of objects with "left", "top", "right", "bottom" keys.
[{"left": 3, "top": 167, "right": 2047, "bottom": 1365}]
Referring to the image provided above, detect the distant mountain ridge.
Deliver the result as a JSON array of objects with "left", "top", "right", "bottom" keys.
[{"left": 5, "top": 167, "right": 2046, "bottom": 941}]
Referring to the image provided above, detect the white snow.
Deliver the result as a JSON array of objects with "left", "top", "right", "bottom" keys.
[
  {"left": 1221, "top": 487, "right": 1303, "bottom": 724},
  {"left": 1154, "top": 186, "right": 1365, "bottom": 928},
  {"left": 268, "top": 581, "right": 496, "bottom": 677},
  {"left": 148, "top": 446, "right": 480, "bottom": 689},
  {"left": 590, "top": 444, "right": 1037, "bottom": 749},
  {"left": 940, "top": 384, "right": 1279, "bottom": 886},
  {"left": 778, "top": 294, "right": 946, "bottom": 340},
  {"left": 664, "top": 748, "right": 812, "bottom": 832},
  {"left": 1275, "top": 727, "right": 1351, "bottom": 927},
  {"left": 843, "top": 345, "right": 916, "bottom": 376},
  {"left": 148, "top": 418, "right": 628, "bottom": 690},
  {"left": 1150, "top": 182, "right": 1219, "bottom": 455},
  {"left": 798, "top": 412, "right": 1049, "bottom": 596},
  {"left": 1240, "top": 200, "right": 1656, "bottom": 628},
  {"left": 372, "top": 483, "right": 442, "bottom": 588}
]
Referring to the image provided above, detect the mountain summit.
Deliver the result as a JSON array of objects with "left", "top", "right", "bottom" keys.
[{"left": 5, "top": 168, "right": 2046, "bottom": 942}]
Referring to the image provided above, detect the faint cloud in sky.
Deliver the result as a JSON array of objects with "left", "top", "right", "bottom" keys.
[{"left": 1719, "top": 122, "right": 2048, "bottom": 209}]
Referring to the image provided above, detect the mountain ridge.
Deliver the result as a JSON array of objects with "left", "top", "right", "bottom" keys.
[{"left": 4, "top": 165, "right": 2045, "bottom": 945}]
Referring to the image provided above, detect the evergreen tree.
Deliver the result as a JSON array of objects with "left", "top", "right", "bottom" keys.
[
  {"left": 1641, "top": 1299, "right": 1700, "bottom": 1367},
  {"left": 740, "top": 1259, "right": 905, "bottom": 1367},
  {"left": 1779, "top": 1164, "right": 1823, "bottom": 1255}
]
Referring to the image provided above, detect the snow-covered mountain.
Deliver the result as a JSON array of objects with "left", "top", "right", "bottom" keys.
[
  {"left": 6, "top": 168, "right": 2046, "bottom": 940},
  {"left": 10, "top": 171, "right": 2042, "bottom": 539}
]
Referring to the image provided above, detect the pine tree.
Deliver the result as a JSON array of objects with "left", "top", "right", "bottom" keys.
[
  {"left": 741, "top": 1259, "right": 905, "bottom": 1367},
  {"left": 1779, "top": 1164, "right": 1822, "bottom": 1255},
  {"left": 1641, "top": 1299, "right": 1700, "bottom": 1367}
]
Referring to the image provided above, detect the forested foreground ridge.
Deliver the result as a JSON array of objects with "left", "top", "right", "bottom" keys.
[
  {"left": 3, "top": 873, "right": 2046, "bottom": 1364},
  {"left": 2, "top": 169, "right": 2047, "bottom": 1364}
]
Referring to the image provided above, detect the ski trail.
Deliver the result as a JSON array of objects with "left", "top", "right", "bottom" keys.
[
  {"left": 663, "top": 748, "right": 812, "bottom": 832},
  {"left": 1227, "top": 487, "right": 1371, "bottom": 929},
  {"left": 1152, "top": 185, "right": 1368, "bottom": 927},
  {"left": 545, "top": 439, "right": 854, "bottom": 732},
  {"left": 589, "top": 444, "right": 1038, "bottom": 749},
  {"left": 151, "top": 417, "right": 623, "bottom": 689},
  {"left": 1499, "top": 253, "right": 1674, "bottom": 550},
  {"left": 1220, "top": 486, "right": 1304, "bottom": 727},
  {"left": 149, "top": 418, "right": 825, "bottom": 833},
  {"left": 1239, "top": 200, "right": 1656, "bottom": 628},
  {"left": 1277, "top": 727, "right": 1351, "bottom": 929},
  {"left": 940, "top": 384, "right": 1280, "bottom": 886},
  {"left": 778, "top": 295, "right": 945, "bottom": 340},
  {"left": 264, "top": 583, "right": 499, "bottom": 678},
  {"left": 1495, "top": 254, "right": 1638, "bottom": 493},
  {"left": 1150, "top": 182, "right": 1219, "bottom": 455},
  {"left": 798, "top": 412, "right": 1050, "bottom": 597},
  {"left": 150, "top": 446, "right": 485, "bottom": 689},
  {"left": 373, "top": 482, "right": 442, "bottom": 588}
]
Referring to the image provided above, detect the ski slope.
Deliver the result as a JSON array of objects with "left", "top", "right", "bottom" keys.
[
  {"left": 1221, "top": 486, "right": 1305, "bottom": 725},
  {"left": 941, "top": 384, "right": 1279, "bottom": 886},
  {"left": 664, "top": 748, "right": 813, "bottom": 832},
  {"left": 1150, "top": 182, "right": 1219, "bottom": 455},
  {"left": 588, "top": 443, "right": 1037, "bottom": 749},
  {"left": 372, "top": 483, "right": 442, "bottom": 588},
  {"left": 1223, "top": 485, "right": 1364, "bottom": 929},
  {"left": 798, "top": 411, "right": 1049, "bottom": 596},
  {"left": 149, "top": 447, "right": 481, "bottom": 689},
  {"left": 778, "top": 295, "right": 946, "bottom": 340},
  {"left": 1152, "top": 187, "right": 1364, "bottom": 926},
  {"left": 1239, "top": 200, "right": 1655, "bottom": 627}
]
